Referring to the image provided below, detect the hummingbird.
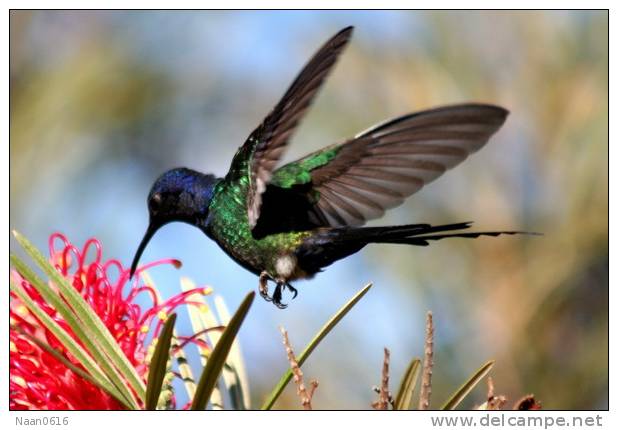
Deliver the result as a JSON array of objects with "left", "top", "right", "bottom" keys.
[{"left": 130, "top": 26, "right": 529, "bottom": 308}]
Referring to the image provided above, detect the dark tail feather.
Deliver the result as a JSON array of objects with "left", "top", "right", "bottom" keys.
[
  {"left": 296, "top": 222, "right": 539, "bottom": 275},
  {"left": 346, "top": 221, "right": 471, "bottom": 241},
  {"left": 346, "top": 222, "right": 539, "bottom": 246},
  {"left": 386, "top": 230, "right": 539, "bottom": 246}
]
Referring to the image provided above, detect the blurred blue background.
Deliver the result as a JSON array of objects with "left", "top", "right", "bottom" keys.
[{"left": 10, "top": 10, "right": 607, "bottom": 409}]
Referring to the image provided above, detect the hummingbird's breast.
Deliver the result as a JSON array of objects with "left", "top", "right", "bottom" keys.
[{"left": 207, "top": 182, "right": 312, "bottom": 280}]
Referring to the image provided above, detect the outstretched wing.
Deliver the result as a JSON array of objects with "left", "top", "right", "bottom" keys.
[
  {"left": 225, "top": 26, "right": 354, "bottom": 228},
  {"left": 260, "top": 103, "right": 508, "bottom": 231}
]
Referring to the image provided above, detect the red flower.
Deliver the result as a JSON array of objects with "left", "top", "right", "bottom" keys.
[{"left": 10, "top": 233, "right": 207, "bottom": 410}]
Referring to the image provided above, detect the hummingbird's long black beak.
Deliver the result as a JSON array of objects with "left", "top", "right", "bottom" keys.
[{"left": 130, "top": 221, "right": 162, "bottom": 278}]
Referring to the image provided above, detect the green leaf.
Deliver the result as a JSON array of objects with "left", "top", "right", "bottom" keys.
[
  {"left": 261, "top": 283, "right": 373, "bottom": 410},
  {"left": 10, "top": 262, "right": 138, "bottom": 409},
  {"left": 140, "top": 272, "right": 197, "bottom": 403},
  {"left": 145, "top": 313, "right": 177, "bottom": 410},
  {"left": 214, "top": 295, "right": 250, "bottom": 410},
  {"left": 12, "top": 231, "right": 147, "bottom": 401},
  {"left": 440, "top": 360, "right": 495, "bottom": 410},
  {"left": 11, "top": 290, "right": 132, "bottom": 408},
  {"left": 394, "top": 357, "right": 421, "bottom": 410},
  {"left": 12, "top": 324, "right": 117, "bottom": 399},
  {"left": 179, "top": 277, "right": 225, "bottom": 408},
  {"left": 171, "top": 338, "right": 197, "bottom": 402},
  {"left": 191, "top": 291, "right": 255, "bottom": 410}
]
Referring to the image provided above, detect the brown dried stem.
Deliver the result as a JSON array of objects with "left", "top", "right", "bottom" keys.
[
  {"left": 279, "top": 326, "right": 317, "bottom": 410},
  {"left": 372, "top": 347, "right": 391, "bottom": 410},
  {"left": 418, "top": 311, "right": 434, "bottom": 410},
  {"left": 476, "top": 377, "right": 540, "bottom": 410},
  {"left": 479, "top": 376, "right": 507, "bottom": 410},
  {"left": 487, "top": 375, "right": 495, "bottom": 399}
]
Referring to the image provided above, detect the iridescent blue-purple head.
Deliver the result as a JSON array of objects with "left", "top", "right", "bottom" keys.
[{"left": 130, "top": 167, "right": 219, "bottom": 277}]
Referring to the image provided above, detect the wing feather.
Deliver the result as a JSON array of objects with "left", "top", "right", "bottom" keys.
[
  {"left": 269, "top": 103, "right": 508, "bottom": 229},
  {"left": 225, "top": 27, "right": 354, "bottom": 228}
]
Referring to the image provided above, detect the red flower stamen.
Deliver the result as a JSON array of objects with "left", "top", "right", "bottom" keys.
[{"left": 10, "top": 233, "right": 208, "bottom": 410}]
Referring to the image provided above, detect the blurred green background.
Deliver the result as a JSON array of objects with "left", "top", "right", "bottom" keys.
[{"left": 10, "top": 11, "right": 607, "bottom": 409}]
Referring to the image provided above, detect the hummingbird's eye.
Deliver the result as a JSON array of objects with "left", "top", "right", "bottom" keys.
[{"left": 149, "top": 193, "right": 162, "bottom": 213}]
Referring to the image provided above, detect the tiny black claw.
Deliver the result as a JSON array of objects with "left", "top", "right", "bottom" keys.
[
  {"left": 260, "top": 290, "right": 273, "bottom": 302},
  {"left": 258, "top": 272, "right": 273, "bottom": 302},
  {"left": 286, "top": 283, "right": 298, "bottom": 299},
  {"left": 274, "top": 301, "right": 288, "bottom": 309},
  {"left": 272, "top": 283, "right": 288, "bottom": 309}
]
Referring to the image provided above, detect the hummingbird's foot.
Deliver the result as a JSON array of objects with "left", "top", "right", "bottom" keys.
[
  {"left": 259, "top": 272, "right": 293, "bottom": 308},
  {"left": 272, "top": 283, "right": 288, "bottom": 309},
  {"left": 285, "top": 283, "right": 298, "bottom": 299},
  {"left": 258, "top": 271, "right": 273, "bottom": 302}
]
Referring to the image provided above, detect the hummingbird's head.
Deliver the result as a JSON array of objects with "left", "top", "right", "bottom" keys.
[
  {"left": 147, "top": 168, "right": 218, "bottom": 222},
  {"left": 130, "top": 167, "right": 219, "bottom": 277}
]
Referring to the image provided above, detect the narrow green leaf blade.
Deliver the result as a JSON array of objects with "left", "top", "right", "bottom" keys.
[
  {"left": 179, "top": 277, "right": 224, "bottom": 409},
  {"left": 191, "top": 291, "right": 255, "bottom": 410},
  {"left": 12, "top": 325, "right": 129, "bottom": 405},
  {"left": 9, "top": 281, "right": 133, "bottom": 408},
  {"left": 440, "top": 360, "right": 495, "bottom": 410},
  {"left": 10, "top": 263, "right": 138, "bottom": 409},
  {"left": 13, "top": 231, "right": 147, "bottom": 400},
  {"left": 172, "top": 337, "right": 197, "bottom": 401},
  {"left": 261, "top": 283, "right": 372, "bottom": 410},
  {"left": 141, "top": 272, "right": 197, "bottom": 402},
  {"left": 394, "top": 358, "right": 422, "bottom": 410},
  {"left": 214, "top": 295, "right": 250, "bottom": 410},
  {"left": 145, "top": 314, "right": 177, "bottom": 410}
]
